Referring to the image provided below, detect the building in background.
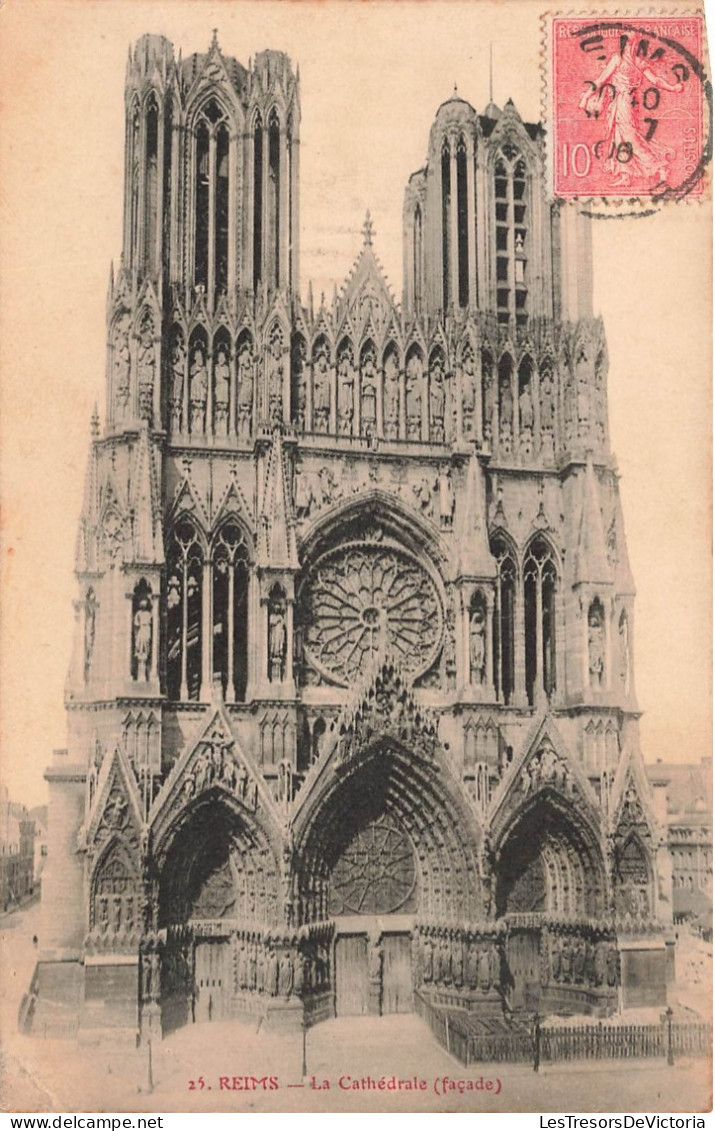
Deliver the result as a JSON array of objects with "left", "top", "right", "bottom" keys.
[
  {"left": 1, "top": 787, "right": 35, "bottom": 912},
  {"left": 29, "top": 806, "right": 49, "bottom": 891},
  {"left": 28, "top": 33, "right": 674, "bottom": 1042},
  {"left": 647, "top": 759, "right": 712, "bottom": 932}
]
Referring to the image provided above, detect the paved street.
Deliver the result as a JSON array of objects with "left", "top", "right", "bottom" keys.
[{"left": 2, "top": 902, "right": 711, "bottom": 1115}]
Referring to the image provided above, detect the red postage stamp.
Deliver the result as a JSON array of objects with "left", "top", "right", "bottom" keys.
[{"left": 551, "top": 16, "right": 707, "bottom": 200}]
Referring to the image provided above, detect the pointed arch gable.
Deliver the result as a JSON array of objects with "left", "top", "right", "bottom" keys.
[
  {"left": 85, "top": 744, "right": 144, "bottom": 852},
  {"left": 211, "top": 480, "right": 254, "bottom": 545},
  {"left": 489, "top": 716, "right": 603, "bottom": 857},
  {"left": 291, "top": 671, "right": 483, "bottom": 921},
  {"left": 149, "top": 705, "right": 284, "bottom": 865}
]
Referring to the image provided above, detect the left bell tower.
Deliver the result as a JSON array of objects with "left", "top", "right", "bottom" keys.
[{"left": 32, "top": 32, "right": 302, "bottom": 1042}]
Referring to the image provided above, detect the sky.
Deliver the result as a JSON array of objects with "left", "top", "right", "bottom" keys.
[{"left": 0, "top": 0, "right": 711, "bottom": 807}]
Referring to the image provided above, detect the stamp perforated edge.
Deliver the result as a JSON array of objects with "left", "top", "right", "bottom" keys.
[{"left": 539, "top": 7, "right": 712, "bottom": 212}]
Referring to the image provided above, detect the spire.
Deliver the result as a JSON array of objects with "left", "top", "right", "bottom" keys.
[
  {"left": 489, "top": 44, "right": 493, "bottom": 102},
  {"left": 456, "top": 453, "right": 496, "bottom": 579},
  {"left": 362, "top": 210, "right": 374, "bottom": 247},
  {"left": 307, "top": 280, "right": 314, "bottom": 322},
  {"left": 574, "top": 454, "right": 612, "bottom": 586},
  {"left": 258, "top": 429, "right": 298, "bottom": 570},
  {"left": 130, "top": 424, "right": 164, "bottom": 565},
  {"left": 91, "top": 404, "right": 99, "bottom": 438}
]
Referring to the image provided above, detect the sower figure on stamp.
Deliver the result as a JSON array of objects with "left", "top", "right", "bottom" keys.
[{"left": 578, "top": 35, "right": 685, "bottom": 186}]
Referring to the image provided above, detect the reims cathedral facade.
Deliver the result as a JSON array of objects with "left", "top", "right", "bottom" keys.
[{"left": 30, "top": 33, "right": 674, "bottom": 1041}]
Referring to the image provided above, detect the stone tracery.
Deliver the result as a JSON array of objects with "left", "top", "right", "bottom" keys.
[{"left": 299, "top": 542, "right": 442, "bottom": 686}]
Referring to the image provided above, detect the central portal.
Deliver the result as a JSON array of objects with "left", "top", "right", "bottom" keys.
[
  {"left": 335, "top": 935, "right": 369, "bottom": 1016},
  {"left": 334, "top": 930, "right": 413, "bottom": 1017}
]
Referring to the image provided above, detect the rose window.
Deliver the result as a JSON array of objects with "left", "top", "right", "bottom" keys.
[
  {"left": 299, "top": 543, "right": 442, "bottom": 685},
  {"left": 329, "top": 815, "right": 417, "bottom": 915}
]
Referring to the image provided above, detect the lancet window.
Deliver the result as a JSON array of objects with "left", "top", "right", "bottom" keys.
[
  {"left": 267, "top": 109, "right": 281, "bottom": 290},
  {"left": 494, "top": 151, "right": 529, "bottom": 327},
  {"left": 212, "top": 523, "right": 250, "bottom": 702},
  {"left": 491, "top": 534, "right": 516, "bottom": 704},
  {"left": 144, "top": 95, "right": 159, "bottom": 276},
  {"left": 193, "top": 99, "right": 231, "bottom": 300},
  {"left": 456, "top": 138, "right": 469, "bottom": 308},
  {"left": 441, "top": 134, "right": 470, "bottom": 310},
  {"left": 441, "top": 143, "right": 451, "bottom": 310},
  {"left": 524, "top": 536, "right": 558, "bottom": 706},
  {"left": 166, "top": 520, "right": 204, "bottom": 701},
  {"left": 253, "top": 113, "right": 263, "bottom": 288}
]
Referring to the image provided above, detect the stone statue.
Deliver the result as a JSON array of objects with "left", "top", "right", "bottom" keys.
[
  {"left": 470, "top": 606, "right": 486, "bottom": 684},
  {"left": 292, "top": 340, "right": 307, "bottom": 429},
  {"left": 337, "top": 348, "right": 354, "bottom": 435},
  {"left": 606, "top": 946, "right": 618, "bottom": 987},
  {"left": 266, "top": 949, "right": 279, "bottom": 997},
  {"left": 413, "top": 477, "right": 434, "bottom": 518},
  {"left": 293, "top": 951, "right": 304, "bottom": 995},
  {"left": 190, "top": 345, "right": 208, "bottom": 433},
  {"left": 137, "top": 321, "right": 155, "bottom": 422},
  {"left": 576, "top": 346, "right": 591, "bottom": 438},
  {"left": 313, "top": 349, "right": 331, "bottom": 431},
  {"left": 561, "top": 938, "right": 573, "bottom": 982},
  {"left": 360, "top": 349, "right": 377, "bottom": 437},
  {"left": 461, "top": 349, "right": 476, "bottom": 436},
  {"left": 499, "top": 370, "right": 513, "bottom": 451},
  {"left": 551, "top": 936, "right": 562, "bottom": 981},
  {"left": 84, "top": 591, "right": 96, "bottom": 682},
  {"left": 406, "top": 354, "right": 423, "bottom": 439},
  {"left": 452, "top": 938, "right": 464, "bottom": 987},
  {"left": 113, "top": 318, "right": 131, "bottom": 417},
  {"left": 573, "top": 938, "right": 586, "bottom": 983},
  {"left": 539, "top": 368, "right": 554, "bottom": 439},
  {"left": 594, "top": 942, "right": 607, "bottom": 986},
  {"left": 170, "top": 336, "right": 186, "bottom": 431},
  {"left": 383, "top": 352, "right": 400, "bottom": 438},
  {"left": 588, "top": 610, "right": 605, "bottom": 689},
  {"left": 214, "top": 346, "right": 230, "bottom": 435},
  {"left": 133, "top": 597, "right": 152, "bottom": 680},
  {"left": 519, "top": 382, "right": 534, "bottom": 451},
  {"left": 439, "top": 467, "right": 454, "bottom": 529},
  {"left": 429, "top": 356, "right": 446, "bottom": 440},
  {"left": 268, "top": 332, "right": 284, "bottom": 424},
  {"left": 256, "top": 947, "right": 266, "bottom": 994},
  {"left": 237, "top": 341, "right": 254, "bottom": 438},
  {"left": 269, "top": 608, "right": 287, "bottom": 682}
]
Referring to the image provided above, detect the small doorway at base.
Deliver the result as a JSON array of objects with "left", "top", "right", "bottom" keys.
[
  {"left": 507, "top": 929, "right": 541, "bottom": 1011},
  {"left": 194, "top": 939, "right": 230, "bottom": 1022},
  {"left": 381, "top": 934, "right": 412, "bottom": 1014},
  {"left": 335, "top": 935, "right": 369, "bottom": 1016}
]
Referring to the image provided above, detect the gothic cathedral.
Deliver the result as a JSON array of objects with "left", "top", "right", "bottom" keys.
[{"left": 29, "top": 33, "right": 674, "bottom": 1041}]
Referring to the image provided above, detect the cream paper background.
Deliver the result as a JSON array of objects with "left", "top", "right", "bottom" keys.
[
  {"left": 0, "top": 0, "right": 710, "bottom": 808},
  {"left": 0, "top": 0, "right": 711, "bottom": 1117}
]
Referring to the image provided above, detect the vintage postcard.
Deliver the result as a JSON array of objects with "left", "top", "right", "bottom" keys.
[{"left": 0, "top": 0, "right": 711, "bottom": 1117}]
